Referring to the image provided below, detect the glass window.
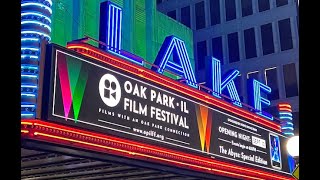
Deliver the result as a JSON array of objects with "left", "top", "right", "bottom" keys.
[
  {"left": 210, "top": 0, "right": 221, "bottom": 25},
  {"left": 260, "top": 23, "right": 274, "bottom": 55},
  {"left": 195, "top": 1, "right": 206, "bottom": 29},
  {"left": 276, "top": 0, "right": 288, "bottom": 7},
  {"left": 258, "top": 0, "right": 270, "bottom": 12},
  {"left": 197, "top": 41, "right": 207, "bottom": 70},
  {"left": 181, "top": 6, "right": 191, "bottom": 28},
  {"left": 212, "top": 36, "right": 224, "bottom": 65},
  {"left": 265, "top": 67, "right": 279, "bottom": 100},
  {"left": 278, "top": 18, "right": 293, "bottom": 51},
  {"left": 244, "top": 28, "right": 257, "bottom": 59},
  {"left": 225, "top": 0, "right": 236, "bottom": 21},
  {"left": 241, "top": 0, "right": 253, "bottom": 17},
  {"left": 167, "top": 10, "right": 176, "bottom": 20},
  {"left": 228, "top": 32, "right": 240, "bottom": 63},
  {"left": 283, "top": 63, "right": 299, "bottom": 97}
]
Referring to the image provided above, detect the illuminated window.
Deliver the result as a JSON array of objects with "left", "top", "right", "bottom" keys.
[
  {"left": 197, "top": 41, "right": 207, "bottom": 70},
  {"left": 181, "top": 6, "right": 191, "bottom": 28},
  {"left": 167, "top": 10, "right": 176, "bottom": 20},
  {"left": 278, "top": 18, "right": 293, "bottom": 51},
  {"left": 283, "top": 63, "right": 298, "bottom": 97},
  {"left": 241, "top": 0, "right": 253, "bottom": 17},
  {"left": 195, "top": 1, "right": 205, "bottom": 29},
  {"left": 260, "top": 23, "right": 274, "bottom": 55},
  {"left": 212, "top": 36, "right": 224, "bottom": 65},
  {"left": 258, "top": 0, "right": 270, "bottom": 12},
  {"left": 225, "top": 0, "right": 236, "bottom": 21},
  {"left": 228, "top": 32, "right": 240, "bottom": 63},
  {"left": 265, "top": 67, "right": 279, "bottom": 100},
  {"left": 210, "top": 0, "right": 220, "bottom": 25},
  {"left": 244, "top": 28, "right": 257, "bottom": 59},
  {"left": 276, "top": 0, "right": 288, "bottom": 7}
]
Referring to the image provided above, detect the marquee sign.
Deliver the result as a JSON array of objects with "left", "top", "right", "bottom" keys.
[{"left": 42, "top": 45, "right": 292, "bottom": 175}]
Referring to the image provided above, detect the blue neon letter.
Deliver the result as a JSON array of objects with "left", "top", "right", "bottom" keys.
[
  {"left": 152, "top": 36, "right": 198, "bottom": 88},
  {"left": 247, "top": 78, "right": 273, "bottom": 120},
  {"left": 99, "top": 1, "right": 122, "bottom": 53},
  {"left": 206, "top": 57, "right": 242, "bottom": 107}
]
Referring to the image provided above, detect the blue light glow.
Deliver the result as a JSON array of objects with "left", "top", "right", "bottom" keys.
[
  {"left": 21, "top": 113, "right": 35, "bottom": 116},
  {"left": 21, "top": 65, "right": 39, "bottom": 70},
  {"left": 21, "top": 93, "right": 36, "bottom": 97},
  {"left": 21, "top": 104, "right": 36, "bottom": 108},
  {"left": 208, "top": 57, "right": 242, "bottom": 107},
  {"left": 279, "top": 112, "right": 293, "bottom": 117},
  {"left": 281, "top": 127, "right": 294, "bottom": 130},
  {"left": 21, "top": 47, "right": 40, "bottom": 51},
  {"left": 284, "top": 132, "right": 294, "bottom": 136},
  {"left": 21, "top": 2, "right": 52, "bottom": 14},
  {"left": 21, "top": 55, "right": 39, "bottom": 59},
  {"left": 21, "top": 85, "right": 38, "bottom": 88},
  {"left": 152, "top": 36, "right": 198, "bottom": 88},
  {"left": 248, "top": 78, "right": 273, "bottom": 120},
  {"left": 21, "top": 12, "right": 52, "bottom": 23},
  {"left": 21, "top": 38, "right": 40, "bottom": 41},
  {"left": 21, "top": 31, "right": 50, "bottom": 40},
  {"left": 44, "top": 0, "right": 53, "bottom": 6},
  {"left": 21, "top": 21, "right": 52, "bottom": 31},
  {"left": 21, "top": 75, "right": 38, "bottom": 78},
  {"left": 102, "top": 2, "right": 122, "bottom": 53},
  {"left": 279, "top": 116, "right": 293, "bottom": 120},
  {"left": 21, "top": 0, "right": 52, "bottom": 120}
]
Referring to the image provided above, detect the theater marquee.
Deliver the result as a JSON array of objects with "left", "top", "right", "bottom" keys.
[{"left": 42, "top": 45, "right": 292, "bottom": 175}]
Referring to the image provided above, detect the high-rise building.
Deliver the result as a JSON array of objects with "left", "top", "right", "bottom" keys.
[{"left": 157, "top": 0, "right": 299, "bottom": 134}]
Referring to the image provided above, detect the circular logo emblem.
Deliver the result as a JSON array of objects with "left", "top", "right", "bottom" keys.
[{"left": 99, "top": 74, "right": 121, "bottom": 107}]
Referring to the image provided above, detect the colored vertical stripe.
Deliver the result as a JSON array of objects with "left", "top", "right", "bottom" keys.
[
  {"left": 205, "top": 111, "right": 212, "bottom": 153},
  {"left": 58, "top": 54, "right": 72, "bottom": 119},
  {"left": 72, "top": 66, "right": 88, "bottom": 121},
  {"left": 67, "top": 56, "right": 82, "bottom": 98},
  {"left": 195, "top": 105, "right": 212, "bottom": 152}
]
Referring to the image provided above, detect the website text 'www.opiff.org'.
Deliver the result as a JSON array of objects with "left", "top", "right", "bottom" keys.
[{"left": 132, "top": 128, "right": 165, "bottom": 140}]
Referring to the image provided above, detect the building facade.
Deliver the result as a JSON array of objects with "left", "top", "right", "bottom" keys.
[{"left": 157, "top": 0, "right": 299, "bottom": 134}]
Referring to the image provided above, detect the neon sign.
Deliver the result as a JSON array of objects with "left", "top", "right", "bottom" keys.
[{"left": 98, "top": 1, "right": 276, "bottom": 121}]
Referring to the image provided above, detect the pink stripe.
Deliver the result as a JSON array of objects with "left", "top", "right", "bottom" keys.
[{"left": 58, "top": 54, "right": 72, "bottom": 119}]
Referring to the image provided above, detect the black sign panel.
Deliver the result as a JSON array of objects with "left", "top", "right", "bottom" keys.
[{"left": 44, "top": 45, "right": 293, "bottom": 175}]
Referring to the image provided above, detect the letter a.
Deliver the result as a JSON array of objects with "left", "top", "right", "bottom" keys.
[{"left": 152, "top": 36, "right": 198, "bottom": 88}]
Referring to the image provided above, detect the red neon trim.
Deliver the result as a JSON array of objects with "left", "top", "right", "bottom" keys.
[
  {"left": 279, "top": 108, "right": 292, "bottom": 112},
  {"left": 21, "top": 120, "right": 294, "bottom": 180},
  {"left": 34, "top": 132, "right": 267, "bottom": 180},
  {"left": 278, "top": 104, "right": 292, "bottom": 108},
  {"left": 66, "top": 44, "right": 281, "bottom": 132}
]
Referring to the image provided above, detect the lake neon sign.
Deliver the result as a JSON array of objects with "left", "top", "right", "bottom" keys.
[{"left": 99, "top": 1, "right": 274, "bottom": 121}]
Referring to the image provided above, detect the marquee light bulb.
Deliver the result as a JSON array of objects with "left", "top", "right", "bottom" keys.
[{"left": 286, "top": 136, "right": 299, "bottom": 157}]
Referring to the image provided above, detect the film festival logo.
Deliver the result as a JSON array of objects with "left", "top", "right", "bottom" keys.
[{"left": 99, "top": 74, "right": 121, "bottom": 107}]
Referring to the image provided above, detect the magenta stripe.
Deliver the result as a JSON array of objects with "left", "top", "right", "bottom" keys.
[{"left": 57, "top": 54, "right": 72, "bottom": 118}]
